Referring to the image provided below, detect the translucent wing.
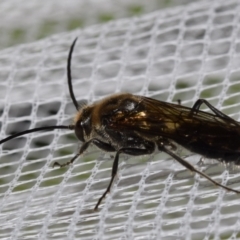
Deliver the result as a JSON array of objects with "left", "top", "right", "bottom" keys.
[{"left": 106, "top": 96, "right": 240, "bottom": 158}]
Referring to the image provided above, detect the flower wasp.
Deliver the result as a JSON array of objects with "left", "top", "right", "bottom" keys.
[{"left": 1, "top": 38, "right": 240, "bottom": 211}]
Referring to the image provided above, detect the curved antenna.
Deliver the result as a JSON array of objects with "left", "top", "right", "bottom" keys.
[
  {"left": 0, "top": 39, "right": 78, "bottom": 145},
  {"left": 67, "top": 37, "right": 79, "bottom": 111},
  {"left": 0, "top": 125, "right": 74, "bottom": 144}
]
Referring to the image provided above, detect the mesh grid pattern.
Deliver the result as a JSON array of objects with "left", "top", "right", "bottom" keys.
[
  {"left": 1, "top": 0, "right": 240, "bottom": 239},
  {"left": 0, "top": 0, "right": 202, "bottom": 50}
]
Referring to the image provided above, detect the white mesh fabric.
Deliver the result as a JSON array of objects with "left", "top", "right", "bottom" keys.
[
  {"left": 0, "top": 0, "right": 203, "bottom": 50},
  {"left": 1, "top": 0, "right": 240, "bottom": 239}
]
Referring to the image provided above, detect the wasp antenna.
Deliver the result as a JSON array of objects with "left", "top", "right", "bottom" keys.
[
  {"left": 67, "top": 37, "right": 80, "bottom": 111},
  {"left": 0, "top": 125, "right": 74, "bottom": 145}
]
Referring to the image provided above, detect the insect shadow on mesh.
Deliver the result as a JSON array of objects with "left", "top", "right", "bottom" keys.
[{"left": 1, "top": 37, "right": 240, "bottom": 211}]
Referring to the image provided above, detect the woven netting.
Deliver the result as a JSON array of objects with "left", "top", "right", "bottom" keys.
[
  {"left": 1, "top": 0, "right": 240, "bottom": 239},
  {"left": 0, "top": 0, "right": 201, "bottom": 50}
]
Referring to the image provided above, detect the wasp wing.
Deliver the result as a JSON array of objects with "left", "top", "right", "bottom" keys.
[
  {"left": 106, "top": 96, "right": 232, "bottom": 134},
  {"left": 106, "top": 96, "right": 240, "bottom": 157}
]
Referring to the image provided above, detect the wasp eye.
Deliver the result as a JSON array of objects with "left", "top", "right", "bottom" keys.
[{"left": 75, "top": 120, "right": 84, "bottom": 142}]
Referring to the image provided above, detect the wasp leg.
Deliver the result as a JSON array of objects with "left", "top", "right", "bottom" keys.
[
  {"left": 92, "top": 139, "right": 116, "bottom": 152},
  {"left": 158, "top": 142, "right": 240, "bottom": 194},
  {"left": 53, "top": 140, "right": 91, "bottom": 168},
  {"left": 158, "top": 137, "right": 177, "bottom": 151},
  {"left": 53, "top": 138, "right": 116, "bottom": 168},
  {"left": 191, "top": 99, "right": 234, "bottom": 122},
  {"left": 94, "top": 141, "right": 155, "bottom": 210}
]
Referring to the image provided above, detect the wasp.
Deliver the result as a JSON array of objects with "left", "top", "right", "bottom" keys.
[{"left": 1, "top": 38, "right": 240, "bottom": 210}]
